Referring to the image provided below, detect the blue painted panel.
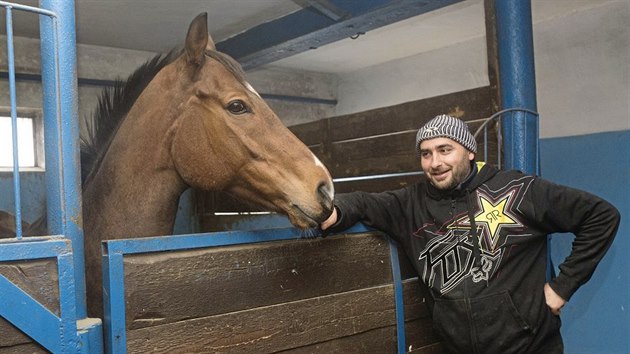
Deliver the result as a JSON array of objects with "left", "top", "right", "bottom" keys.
[{"left": 541, "top": 131, "right": 629, "bottom": 353}]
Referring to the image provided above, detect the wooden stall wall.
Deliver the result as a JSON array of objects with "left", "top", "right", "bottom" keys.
[{"left": 122, "top": 232, "right": 442, "bottom": 353}]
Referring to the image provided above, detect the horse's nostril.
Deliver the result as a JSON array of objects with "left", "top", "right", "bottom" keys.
[{"left": 317, "top": 181, "right": 334, "bottom": 207}]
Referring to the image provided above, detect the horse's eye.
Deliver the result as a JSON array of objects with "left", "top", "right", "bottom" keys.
[{"left": 227, "top": 100, "right": 249, "bottom": 115}]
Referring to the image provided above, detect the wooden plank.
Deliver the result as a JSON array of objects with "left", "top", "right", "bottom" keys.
[
  {"left": 409, "top": 342, "right": 447, "bottom": 354},
  {"left": 328, "top": 119, "right": 498, "bottom": 178},
  {"left": 279, "top": 326, "right": 399, "bottom": 354},
  {"left": 127, "top": 285, "right": 398, "bottom": 354},
  {"left": 289, "top": 120, "right": 325, "bottom": 146},
  {"left": 334, "top": 173, "right": 423, "bottom": 194},
  {"left": 124, "top": 233, "right": 393, "bottom": 330},
  {"left": 329, "top": 131, "right": 417, "bottom": 177},
  {"left": 328, "top": 87, "right": 493, "bottom": 142},
  {"left": 126, "top": 276, "right": 442, "bottom": 353},
  {"left": 0, "top": 343, "right": 49, "bottom": 354},
  {"left": 0, "top": 260, "right": 59, "bottom": 350}
]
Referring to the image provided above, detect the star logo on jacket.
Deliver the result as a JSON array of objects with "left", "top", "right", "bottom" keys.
[{"left": 472, "top": 190, "right": 521, "bottom": 252}]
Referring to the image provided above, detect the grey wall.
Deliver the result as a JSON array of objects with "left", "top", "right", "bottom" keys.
[{"left": 0, "top": 35, "right": 336, "bottom": 130}]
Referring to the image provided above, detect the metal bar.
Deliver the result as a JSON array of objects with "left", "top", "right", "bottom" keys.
[
  {"left": 0, "top": 1, "right": 56, "bottom": 16},
  {"left": 333, "top": 171, "right": 423, "bottom": 183},
  {"left": 388, "top": 238, "right": 406, "bottom": 354},
  {"left": 40, "top": 0, "right": 87, "bottom": 317},
  {"left": 0, "top": 236, "right": 69, "bottom": 260},
  {"left": 495, "top": 0, "right": 539, "bottom": 175},
  {"left": 4, "top": 5, "right": 23, "bottom": 239},
  {"left": 57, "top": 250, "right": 79, "bottom": 353},
  {"left": 102, "top": 251, "right": 127, "bottom": 354},
  {"left": 104, "top": 227, "right": 310, "bottom": 255},
  {"left": 77, "top": 318, "right": 104, "bottom": 354},
  {"left": 0, "top": 274, "right": 62, "bottom": 353},
  {"left": 483, "top": 124, "right": 488, "bottom": 162}
]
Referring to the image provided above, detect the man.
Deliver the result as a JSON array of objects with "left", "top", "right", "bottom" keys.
[{"left": 321, "top": 115, "right": 620, "bottom": 353}]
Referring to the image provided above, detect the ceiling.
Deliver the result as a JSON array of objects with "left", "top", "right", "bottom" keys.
[{"left": 2, "top": 0, "right": 607, "bottom": 74}]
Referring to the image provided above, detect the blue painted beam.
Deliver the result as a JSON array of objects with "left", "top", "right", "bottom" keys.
[
  {"left": 39, "top": 0, "right": 88, "bottom": 318},
  {"left": 495, "top": 0, "right": 539, "bottom": 175},
  {"left": 217, "top": 0, "right": 462, "bottom": 70}
]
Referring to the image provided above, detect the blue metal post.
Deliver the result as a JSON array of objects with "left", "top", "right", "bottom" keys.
[
  {"left": 4, "top": 6, "right": 23, "bottom": 239},
  {"left": 495, "top": 0, "right": 539, "bottom": 175},
  {"left": 39, "top": 0, "right": 87, "bottom": 317}
]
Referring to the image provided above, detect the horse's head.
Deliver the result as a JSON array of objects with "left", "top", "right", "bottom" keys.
[{"left": 166, "top": 13, "right": 334, "bottom": 229}]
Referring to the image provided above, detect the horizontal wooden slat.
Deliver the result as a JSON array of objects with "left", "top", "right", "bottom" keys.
[
  {"left": 289, "top": 119, "right": 325, "bottom": 147},
  {"left": 127, "top": 285, "right": 397, "bottom": 354},
  {"left": 0, "top": 343, "right": 49, "bottom": 354},
  {"left": 334, "top": 173, "right": 423, "bottom": 194},
  {"left": 327, "top": 86, "right": 493, "bottom": 142},
  {"left": 126, "top": 274, "right": 443, "bottom": 353},
  {"left": 329, "top": 131, "right": 417, "bottom": 177},
  {"left": 408, "top": 342, "right": 447, "bottom": 354},
  {"left": 124, "top": 233, "right": 393, "bottom": 330}
]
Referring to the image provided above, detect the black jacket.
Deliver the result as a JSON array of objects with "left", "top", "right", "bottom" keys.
[{"left": 328, "top": 162, "right": 620, "bottom": 353}]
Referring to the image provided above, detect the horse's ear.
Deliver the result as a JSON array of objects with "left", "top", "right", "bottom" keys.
[{"left": 185, "top": 12, "right": 209, "bottom": 66}]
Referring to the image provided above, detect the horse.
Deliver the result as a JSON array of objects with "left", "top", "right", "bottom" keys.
[{"left": 80, "top": 13, "right": 334, "bottom": 317}]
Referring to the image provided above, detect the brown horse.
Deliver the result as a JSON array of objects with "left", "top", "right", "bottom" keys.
[{"left": 81, "top": 13, "right": 334, "bottom": 317}]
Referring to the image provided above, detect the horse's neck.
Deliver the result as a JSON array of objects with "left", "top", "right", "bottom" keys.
[
  {"left": 83, "top": 86, "right": 187, "bottom": 241},
  {"left": 83, "top": 162, "right": 184, "bottom": 240}
]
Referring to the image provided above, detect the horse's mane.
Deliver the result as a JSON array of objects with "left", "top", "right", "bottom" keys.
[{"left": 80, "top": 48, "right": 247, "bottom": 185}]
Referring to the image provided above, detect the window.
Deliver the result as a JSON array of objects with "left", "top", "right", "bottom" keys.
[{"left": 0, "top": 108, "right": 44, "bottom": 171}]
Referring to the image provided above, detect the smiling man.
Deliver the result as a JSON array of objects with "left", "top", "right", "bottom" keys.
[{"left": 321, "top": 114, "right": 620, "bottom": 354}]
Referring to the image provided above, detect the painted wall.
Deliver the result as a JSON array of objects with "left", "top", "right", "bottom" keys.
[{"left": 542, "top": 132, "right": 629, "bottom": 354}]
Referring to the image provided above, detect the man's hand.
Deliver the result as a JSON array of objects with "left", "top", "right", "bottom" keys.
[
  {"left": 544, "top": 283, "right": 567, "bottom": 316},
  {"left": 320, "top": 207, "right": 338, "bottom": 230}
]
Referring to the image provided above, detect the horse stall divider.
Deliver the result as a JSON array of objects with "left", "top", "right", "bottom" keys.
[
  {"left": 102, "top": 224, "right": 414, "bottom": 354},
  {"left": 0, "top": 1, "right": 102, "bottom": 352}
]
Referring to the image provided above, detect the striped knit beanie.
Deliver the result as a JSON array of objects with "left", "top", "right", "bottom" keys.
[{"left": 416, "top": 115, "right": 477, "bottom": 153}]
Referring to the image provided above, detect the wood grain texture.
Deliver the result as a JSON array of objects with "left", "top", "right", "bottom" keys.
[
  {"left": 124, "top": 233, "right": 393, "bottom": 330},
  {"left": 127, "top": 285, "right": 397, "bottom": 353}
]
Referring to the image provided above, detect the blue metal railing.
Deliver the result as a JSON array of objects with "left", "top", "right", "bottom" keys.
[
  {"left": 2, "top": 1, "right": 55, "bottom": 239},
  {"left": 1, "top": 1, "right": 100, "bottom": 352}
]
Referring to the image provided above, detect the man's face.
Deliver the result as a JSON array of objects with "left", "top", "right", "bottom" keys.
[{"left": 419, "top": 137, "right": 475, "bottom": 190}]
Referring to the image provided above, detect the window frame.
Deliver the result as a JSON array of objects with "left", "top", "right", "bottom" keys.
[{"left": 0, "top": 106, "right": 45, "bottom": 172}]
